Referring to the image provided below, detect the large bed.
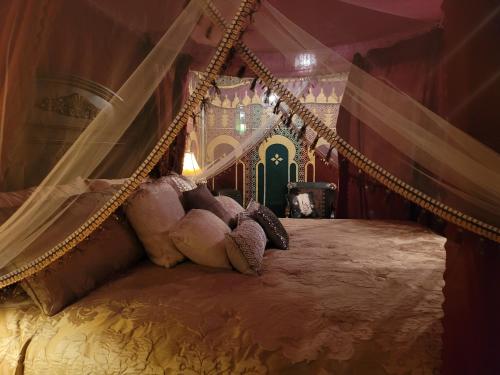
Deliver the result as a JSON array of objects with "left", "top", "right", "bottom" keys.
[{"left": 0, "top": 219, "right": 445, "bottom": 374}]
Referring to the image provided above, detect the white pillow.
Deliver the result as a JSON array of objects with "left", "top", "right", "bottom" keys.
[
  {"left": 125, "top": 180, "right": 185, "bottom": 267},
  {"left": 169, "top": 209, "right": 231, "bottom": 269}
]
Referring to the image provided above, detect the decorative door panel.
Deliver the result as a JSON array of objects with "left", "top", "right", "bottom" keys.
[{"left": 265, "top": 144, "right": 288, "bottom": 216}]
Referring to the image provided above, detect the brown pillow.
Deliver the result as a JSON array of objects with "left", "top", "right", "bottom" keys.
[
  {"left": 169, "top": 209, "right": 231, "bottom": 269},
  {"left": 0, "top": 177, "right": 88, "bottom": 209},
  {"left": 0, "top": 187, "right": 35, "bottom": 209},
  {"left": 21, "top": 199, "right": 145, "bottom": 316},
  {"left": 225, "top": 219, "right": 266, "bottom": 275},
  {"left": 86, "top": 178, "right": 128, "bottom": 192},
  {"left": 183, "top": 184, "right": 234, "bottom": 228},
  {"left": 124, "top": 178, "right": 186, "bottom": 267},
  {"left": 247, "top": 201, "right": 289, "bottom": 250}
]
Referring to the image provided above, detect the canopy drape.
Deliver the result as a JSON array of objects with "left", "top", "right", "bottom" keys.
[{"left": 0, "top": 0, "right": 498, "bottom": 294}]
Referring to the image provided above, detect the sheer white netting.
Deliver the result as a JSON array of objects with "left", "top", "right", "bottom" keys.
[
  {"left": 232, "top": 1, "right": 500, "bottom": 229},
  {"left": 0, "top": 0, "right": 499, "bottom": 286},
  {"left": 0, "top": 0, "right": 234, "bottom": 281}
]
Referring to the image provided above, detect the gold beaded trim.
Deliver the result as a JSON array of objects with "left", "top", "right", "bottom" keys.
[
  {"left": 0, "top": 0, "right": 257, "bottom": 289},
  {"left": 203, "top": 0, "right": 500, "bottom": 243}
]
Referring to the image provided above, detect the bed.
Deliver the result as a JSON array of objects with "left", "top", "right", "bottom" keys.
[{"left": 0, "top": 219, "right": 445, "bottom": 374}]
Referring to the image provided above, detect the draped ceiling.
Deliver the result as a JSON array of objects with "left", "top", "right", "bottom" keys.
[{"left": 86, "top": 0, "right": 443, "bottom": 59}]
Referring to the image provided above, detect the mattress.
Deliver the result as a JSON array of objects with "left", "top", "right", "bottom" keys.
[{"left": 0, "top": 219, "right": 445, "bottom": 374}]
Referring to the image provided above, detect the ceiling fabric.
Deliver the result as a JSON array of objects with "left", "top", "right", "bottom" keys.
[
  {"left": 336, "top": 0, "right": 443, "bottom": 21},
  {"left": 0, "top": 0, "right": 498, "bottom": 288}
]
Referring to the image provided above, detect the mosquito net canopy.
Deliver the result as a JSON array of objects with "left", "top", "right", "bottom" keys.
[{"left": 0, "top": 0, "right": 498, "bottom": 288}]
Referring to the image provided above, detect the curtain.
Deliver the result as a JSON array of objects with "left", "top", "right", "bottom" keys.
[
  {"left": 153, "top": 54, "right": 193, "bottom": 176},
  {"left": 440, "top": 0, "right": 500, "bottom": 373},
  {"left": 336, "top": 29, "right": 442, "bottom": 220}
]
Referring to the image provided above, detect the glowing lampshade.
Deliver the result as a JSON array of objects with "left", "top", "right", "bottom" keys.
[{"left": 182, "top": 151, "right": 201, "bottom": 177}]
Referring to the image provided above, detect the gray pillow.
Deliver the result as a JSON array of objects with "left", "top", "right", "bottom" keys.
[{"left": 225, "top": 219, "right": 266, "bottom": 275}]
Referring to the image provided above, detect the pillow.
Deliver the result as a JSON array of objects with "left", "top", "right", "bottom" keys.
[
  {"left": 0, "top": 177, "right": 89, "bottom": 209},
  {"left": 0, "top": 187, "right": 35, "bottom": 208},
  {"left": 86, "top": 178, "right": 128, "bottom": 192},
  {"left": 183, "top": 184, "right": 234, "bottom": 228},
  {"left": 247, "top": 201, "right": 289, "bottom": 250},
  {"left": 287, "top": 192, "right": 317, "bottom": 218},
  {"left": 21, "top": 199, "right": 145, "bottom": 316},
  {"left": 225, "top": 219, "right": 266, "bottom": 275},
  {"left": 215, "top": 195, "right": 244, "bottom": 220},
  {"left": 162, "top": 173, "right": 197, "bottom": 207},
  {"left": 169, "top": 209, "right": 231, "bottom": 269},
  {"left": 165, "top": 173, "right": 197, "bottom": 193},
  {"left": 125, "top": 179, "right": 185, "bottom": 267}
]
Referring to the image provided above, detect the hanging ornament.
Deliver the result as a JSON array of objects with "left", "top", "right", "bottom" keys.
[
  {"left": 190, "top": 112, "right": 197, "bottom": 130},
  {"left": 236, "top": 65, "right": 246, "bottom": 78},
  {"left": 263, "top": 88, "right": 271, "bottom": 104},
  {"left": 325, "top": 146, "right": 334, "bottom": 162},
  {"left": 220, "top": 47, "right": 236, "bottom": 74},
  {"left": 250, "top": 77, "right": 258, "bottom": 91},
  {"left": 205, "top": 24, "right": 213, "bottom": 39},
  {"left": 310, "top": 135, "right": 320, "bottom": 151},
  {"left": 200, "top": 97, "right": 209, "bottom": 113},
  {"left": 211, "top": 80, "right": 221, "bottom": 96},
  {"left": 298, "top": 124, "right": 307, "bottom": 138},
  {"left": 273, "top": 99, "right": 282, "bottom": 114}
]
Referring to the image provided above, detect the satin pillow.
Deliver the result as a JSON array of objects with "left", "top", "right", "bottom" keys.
[
  {"left": 125, "top": 178, "right": 186, "bottom": 267},
  {"left": 21, "top": 194, "right": 145, "bottom": 316},
  {"left": 169, "top": 209, "right": 231, "bottom": 269}
]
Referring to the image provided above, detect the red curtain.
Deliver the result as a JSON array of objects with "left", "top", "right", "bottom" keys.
[
  {"left": 336, "top": 29, "right": 442, "bottom": 220},
  {"left": 153, "top": 54, "right": 192, "bottom": 177},
  {"left": 337, "top": 3, "right": 500, "bottom": 372},
  {"left": 440, "top": 0, "right": 500, "bottom": 373}
]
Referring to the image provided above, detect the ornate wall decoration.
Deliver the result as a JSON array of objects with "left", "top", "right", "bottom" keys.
[
  {"left": 36, "top": 93, "right": 99, "bottom": 120},
  {"left": 191, "top": 72, "right": 344, "bottom": 216}
]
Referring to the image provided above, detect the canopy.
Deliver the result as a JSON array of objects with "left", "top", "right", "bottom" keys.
[{"left": 0, "top": 0, "right": 498, "bottom": 288}]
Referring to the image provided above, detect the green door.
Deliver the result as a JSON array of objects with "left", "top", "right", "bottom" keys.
[{"left": 265, "top": 144, "right": 289, "bottom": 217}]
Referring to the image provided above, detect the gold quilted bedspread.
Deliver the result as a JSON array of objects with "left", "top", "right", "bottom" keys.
[{"left": 0, "top": 219, "right": 445, "bottom": 374}]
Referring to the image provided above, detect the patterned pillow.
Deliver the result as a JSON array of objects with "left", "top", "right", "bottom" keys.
[
  {"left": 161, "top": 173, "right": 197, "bottom": 208},
  {"left": 225, "top": 219, "right": 266, "bottom": 275},
  {"left": 247, "top": 201, "right": 289, "bottom": 250},
  {"left": 165, "top": 173, "right": 197, "bottom": 193}
]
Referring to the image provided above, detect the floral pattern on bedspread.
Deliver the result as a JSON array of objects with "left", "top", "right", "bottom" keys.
[{"left": 0, "top": 219, "right": 445, "bottom": 375}]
